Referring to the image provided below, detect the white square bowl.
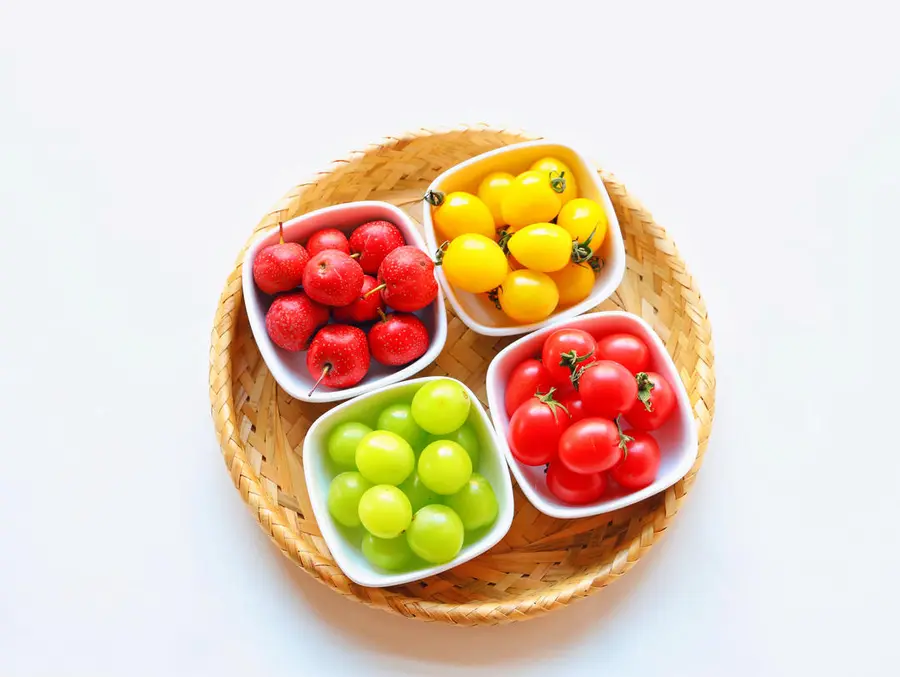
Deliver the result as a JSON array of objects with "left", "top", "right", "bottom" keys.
[
  {"left": 302, "top": 377, "right": 515, "bottom": 588},
  {"left": 485, "top": 311, "right": 698, "bottom": 519},
  {"left": 422, "top": 140, "right": 626, "bottom": 337},
  {"left": 241, "top": 201, "right": 448, "bottom": 403}
]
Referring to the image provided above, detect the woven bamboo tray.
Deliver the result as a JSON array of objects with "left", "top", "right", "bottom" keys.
[{"left": 209, "top": 125, "right": 716, "bottom": 625}]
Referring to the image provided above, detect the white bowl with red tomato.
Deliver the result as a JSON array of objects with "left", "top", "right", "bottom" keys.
[
  {"left": 242, "top": 201, "right": 447, "bottom": 403},
  {"left": 485, "top": 311, "right": 697, "bottom": 519}
]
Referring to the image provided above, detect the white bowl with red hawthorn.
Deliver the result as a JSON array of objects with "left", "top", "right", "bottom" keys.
[
  {"left": 485, "top": 311, "right": 697, "bottom": 519},
  {"left": 242, "top": 201, "right": 447, "bottom": 403}
]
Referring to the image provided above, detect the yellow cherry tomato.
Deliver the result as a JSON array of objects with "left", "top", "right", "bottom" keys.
[
  {"left": 530, "top": 157, "right": 578, "bottom": 205},
  {"left": 440, "top": 234, "right": 509, "bottom": 294},
  {"left": 557, "top": 197, "right": 608, "bottom": 245},
  {"left": 507, "top": 223, "right": 572, "bottom": 273},
  {"left": 477, "top": 172, "right": 515, "bottom": 228},
  {"left": 427, "top": 191, "right": 495, "bottom": 240},
  {"left": 548, "top": 262, "right": 596, "bottom": 307},
  {"left": 497, "top": 270, "right": 559, "bottom": 323},
  {"left": 500, "top": 171, "right": 563, "bottom": 230}
]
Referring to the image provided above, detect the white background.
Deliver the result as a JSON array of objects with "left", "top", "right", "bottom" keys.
[{"left": 1, "top": 1, "right": 897, "bottom": 675}]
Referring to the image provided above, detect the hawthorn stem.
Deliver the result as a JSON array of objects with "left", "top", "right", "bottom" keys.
[
  {"left": 308, "top": 364, "right": 331, "bottom": 396},
  {"left": 278, "top": 221, "right": 285, "bottom": 245},
  {"left": 376, "top": 308, "right": 387, "bottom": 322},
  {"left": 363, "top": 283, "right": 386, "bottom": 299},
  {"left": 350, "top": 252, "right": 361, "bottom": 259}
]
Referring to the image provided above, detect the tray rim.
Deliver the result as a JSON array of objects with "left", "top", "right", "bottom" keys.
[{"left": 208, "top": 124, "right": 717, "bottom": 625}]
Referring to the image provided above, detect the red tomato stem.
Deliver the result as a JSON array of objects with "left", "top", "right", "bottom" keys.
[
  {"left": 614, "top": 414, "right": 635, "bottom": 459},
  {"left": 559, "top": 348, "right": 594, "bottom": 372},
  {"left": 559, "top": 349, "right": 594, "bottom": 390},
  {"left": 635, "top": 372, "right": 656, "bottom": 411},
  {"left": 569, "top": 361, "right": 596, "bottom": 390},
  {"left": 535, "top": 387, "right": 570, "bottom": 423}
]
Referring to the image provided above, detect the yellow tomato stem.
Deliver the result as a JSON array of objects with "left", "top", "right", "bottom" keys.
[
  {"left": 434, "top": 241, "right": 450, "bottom": 265},
  {"left": 486, "top": 287, "right": 502, "bottom": 310},
  {"left": 497, "top": 228, "right": 512, "bottom": 255},
  {"left": 549, "top": 171, "right": 567, "bottom": 194},
  {"left": 423, "top": 190, "right": 445, "bottom": 207}
]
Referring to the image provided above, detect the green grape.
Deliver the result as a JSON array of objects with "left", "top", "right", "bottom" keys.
[
  {"left": 411, "top": 379, "right": 471, "bottom": 435},
  {"left": 417, "top": 440, "right": 472, "bottom": 495},
  {"left": 399, "top": 473, "right": 442, "bottom": 513},
  {"left": 427, "top": 422, "right": 480, "bottom": 469},
  {"left": 355, "top": 430, "right": 415, "bottom": 485},
  {"left": 358, "top": 485, "right": 412, "bottom": 539},
  {"left": 446, "top": 473, "right": 498, "bottom": 530},
  {"left": 327, "top": 422, "right": 372, "bottom": 469},
  {"left": 361, "top": 533, "right": 414, "bottom": 571},
  {"left": 406, "top": 505, "right": 465, "bottom": 564},
  {"left": 327, "top": 472, "right": 372, "bottom": 528},
  {"left": 376, "top": 404, "right": 425, "bottom": 449}
]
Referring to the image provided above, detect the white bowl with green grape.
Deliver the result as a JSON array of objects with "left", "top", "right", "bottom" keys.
[{"left": 302, "top": 376, "right": 514, "bottom": 587}]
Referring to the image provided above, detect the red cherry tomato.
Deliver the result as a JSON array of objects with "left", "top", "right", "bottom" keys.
[
  {"left": 508, "top": 389, "right": 571, "bottom": 466},
  {"left": 577, "top": 360, "right": 638, "bottom": 419},
  {"left": 558, "top": 417, "right": 627, "bottom": 474},
  {"left": 505, "top": 358, "right": 554, "bottom": 417},
  {"left": 557, "top": 390, "right": 587, "bottom": 423},
  {"left": 546, "top": 461, "right": 607, "bottom": 504},
  {"left": 610, "top": 430, "right": 661, "bottom": 490},
  {"left": 595, "top": 333, "right": 651, "bottom": 374},
  {"left": 541, "top": 328, "right": 597, "bottom": 387},
  {"left": 625, "top": 372, "right": 677, "bottom": 431}
]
